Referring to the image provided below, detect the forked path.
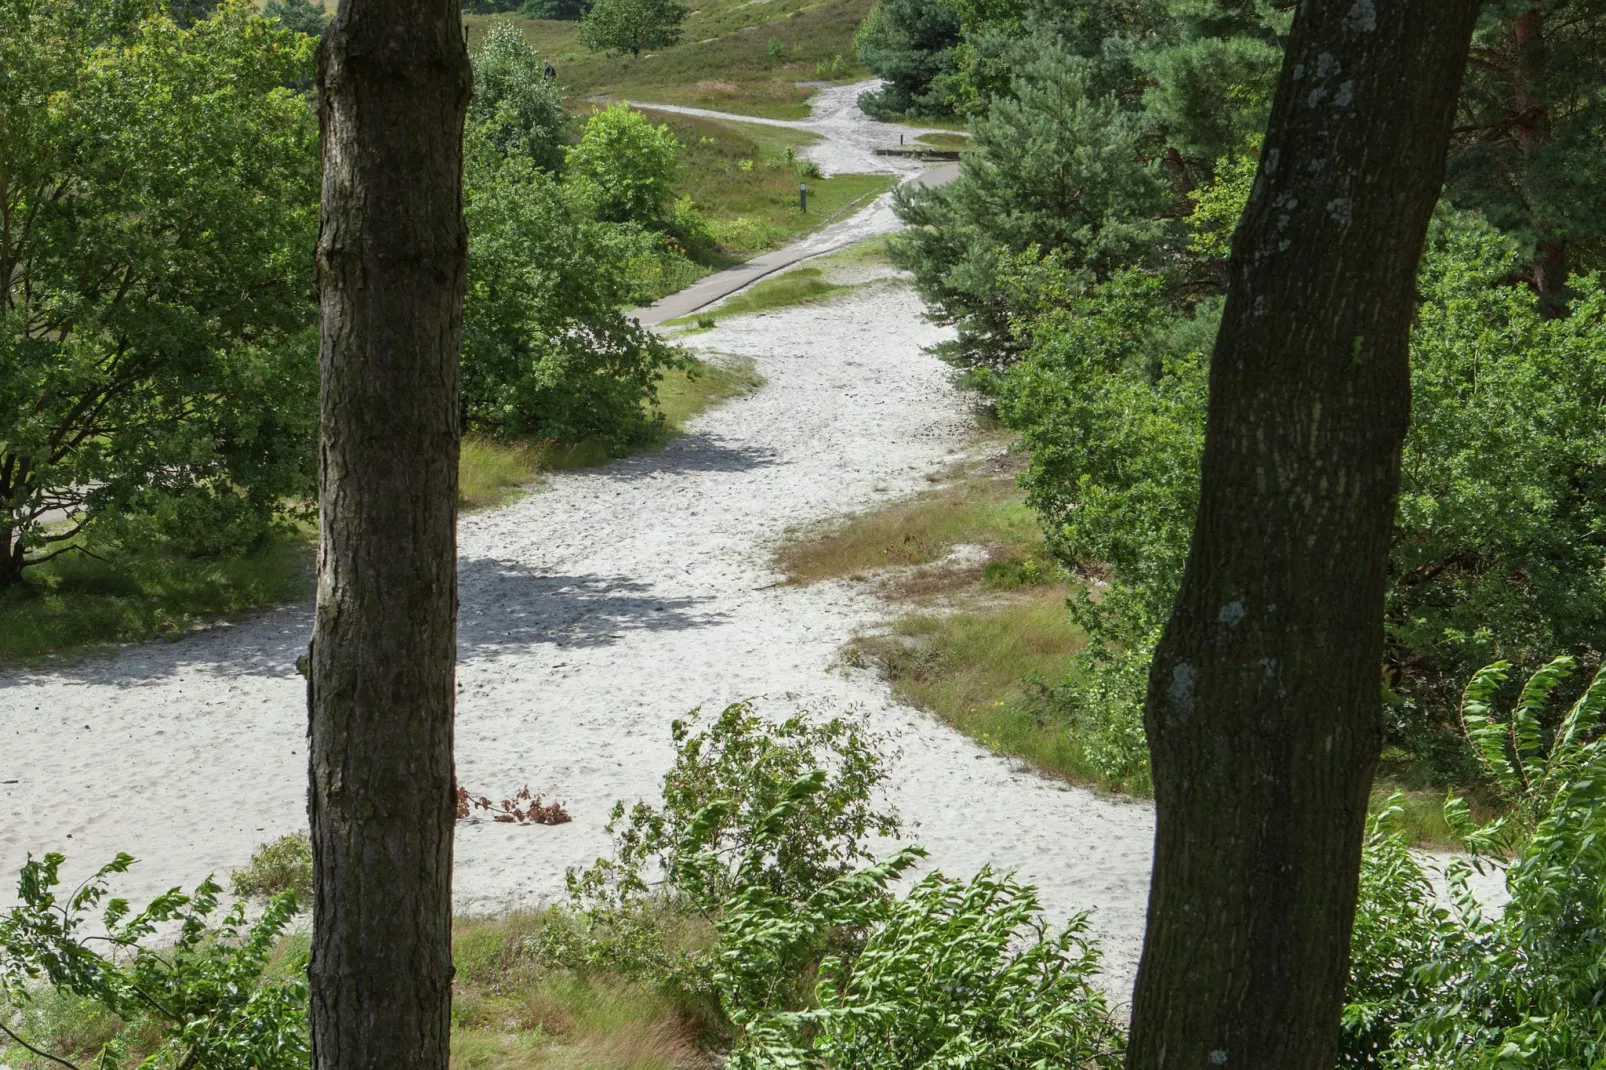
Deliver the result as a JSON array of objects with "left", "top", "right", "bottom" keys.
[{"left": 0, "top": 277, "right": 1159, "bottom": 1004}]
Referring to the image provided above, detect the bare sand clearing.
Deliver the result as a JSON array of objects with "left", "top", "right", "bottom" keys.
[
  {"left": 0, "top": 86, "right": 1502, "bottom": 1013},
  {"left": 0, "top": 277, "right": 1160, "bottom": 1005}
]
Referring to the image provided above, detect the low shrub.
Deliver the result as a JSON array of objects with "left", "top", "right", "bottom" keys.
[
  {"left": 1344, "top": 657, "right": 1606, "bottom": 1068},
  {"left": 1, "top": 855, "right": 306, "bottom": 1068},
  {"left": 230, "top": 832, "right": 313, "bottom": 906}
]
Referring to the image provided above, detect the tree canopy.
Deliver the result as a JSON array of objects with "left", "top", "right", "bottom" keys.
[
  {"left": 578, "top": 0, "right": 686, "bottom": 56},
  {"left": 0, "top": 0, "right": 319, "bottom": 584}
]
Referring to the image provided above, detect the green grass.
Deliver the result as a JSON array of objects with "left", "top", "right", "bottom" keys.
[
  {"left": 450, "top": 913, "right": 709, "bottom": 1070},
  {"left": 644, "top": 108, "right": 898, "bottom": 260},
  {"left": 0, "top": 529, "right": 314, "bottom": 664},
  {"left": 778, "top": 453, "right": 1046, "bottom": 585},
  {"left": 851, "top": 594, "right": 1103, "bottom": 786},
  {"left": 915, "top": 131, "right": 971, "bottom": 150},
  {"left": 666, "top": 267, "right": 854, "bottom": 326},
  {"left": 460, "top": 354, "right": 765, "bottom": 511},
  {"left": 776, "top": 451, "right": 1125, "bottom": 786},
  {"left": 1, "top": 910, "right": 709, "bottom": 1070},
  {"left": 469, "top": 0, "right": 874, "bottom": 120}
]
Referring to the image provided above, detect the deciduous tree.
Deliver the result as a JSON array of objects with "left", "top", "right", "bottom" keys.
[
  {"left": 578, "top": 0, "right": 685, "bottom": 57},
  {"left": 0, "top": 0, "right": 318, "bottom": 587}
]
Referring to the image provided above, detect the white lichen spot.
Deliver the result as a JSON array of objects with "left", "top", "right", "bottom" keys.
[
  {"left": 1259, "top": 657, "right": 1278, "bottom": 678},
  {"left": 1211, "top": 1052, "right": 1229, "bottom": 1066},
  {"left": 1253, "top": 294, "right": 1267, "bottom": 317},
  {"left": 1218, "top": 601, "right": 1246, "bottom": 625},
  {"left": 1308, "top": 86, "right": 1327, "bottom": 108},
  {"left": 1292, "top": 63, "right": 1305, "bottom": 80},
  {"left": 1326, "top": 197, "right": 1353, "bottom": 223},
  {"left": 1169, "top": 662, "right": 1195, "bottom": 714},
  {"left": 1265, "top": 148, "right": 1280, "bottom": 173},
  {"left": 1316, "top": 52, "right": 1339, "bottom": 78},
  {"left": 1347, "top": 0, "right": 1377, "bottom": 32},
  {"left": 1277, "top": 238, "right": 1290, "bottom": 252},
  {"left": 1335, "top": 80, "right": 1354, "bottom": 107}
]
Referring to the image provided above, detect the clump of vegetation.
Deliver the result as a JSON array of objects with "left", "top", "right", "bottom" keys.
[
  {"left": 550, "top": 701, "right": 1127, "bottom": 1066},
  {"left": 231, "top": 832, "right": 313, "bottom": 906},
  {"left": 1343, "top": 658, "right": 1606, "bottom": 1067},
  {"left": 1, "top": 854, "right": 306, "bottom": 1068}
]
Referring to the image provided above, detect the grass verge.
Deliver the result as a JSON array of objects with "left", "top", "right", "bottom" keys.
[
  {"left": 460, "top": 354, "right": 765, "bottom": 511},
  {"left": 644, "top": 109, "right": 899, "bottom": 261},
  {"left": 0, "top": 528, "right": 314, "bottom": 664},
  {"left": 780, "top": 445, "right": 1493, "bottom": 832},
  {"left": 666, "top": 267, "right": 853, "bottom": 326},
  {"left": 450, "top": 913, "right": 710, "bottom": 1069},
  {"left": 0, "top": 912, "right": 710, "bottom": 1070},
  {"left": 780, "top": 449, "right": 1114, "bottom": 786}
]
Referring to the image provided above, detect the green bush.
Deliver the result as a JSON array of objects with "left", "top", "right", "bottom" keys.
[
  {"left": 1344, "top": 657, "right": 1606, "bottom": 1068},
  {"left": 469, "top": 22, "right": 570, "bottom": 173},
  {"left": 230, "top": 832, "right": 313, "bottom": 907},
  {"left": 463, "top": 124, "right": 685, "bottom": 447},
  {"left": 568, "top": 701, "right": 901, "bottom": 915},
  {"left": 0, "top": 854, "right": 306, "bottom": 1069},
  {"left": 554, "top": 704, "right": 1123, "bottom": 1066},
  {"left": 566, "top": 102, "right": 682, "bottom": 226}
]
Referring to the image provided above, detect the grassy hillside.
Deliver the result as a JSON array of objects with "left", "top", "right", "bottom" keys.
[{"left": 466, "top": 0, "right": 873, "bottom": 119}]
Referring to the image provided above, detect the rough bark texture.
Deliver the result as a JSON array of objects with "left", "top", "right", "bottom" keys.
[
  {"left": 1124, "top": 4, "right": 1477, "bottom": 1068},
  {"left": 307, "top": 2, "right": 471, "bottom": 1067}
]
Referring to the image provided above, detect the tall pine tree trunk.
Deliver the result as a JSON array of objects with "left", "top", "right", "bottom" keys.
[
  {"left": 307, "top": 2, "right": 471, "bottom": 1066},
  {"left": 1125, "top": 4, "right": 1477, "bottom": 1067}
]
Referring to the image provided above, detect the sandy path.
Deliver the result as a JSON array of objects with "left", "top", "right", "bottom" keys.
[
  {"left": 0, "top": 278, "right": 1160, "bottom": 1004},
  {"left": 631, "top": 80, "right": 948, "bottom": 177}
]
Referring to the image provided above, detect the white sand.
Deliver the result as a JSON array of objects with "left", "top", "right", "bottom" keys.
[
  {"left": 0, "top": 279, "right": 1160, "bottom": 1005},
  {"left": 0, "top": 86, "right": 1502, "bottom": 1015}
]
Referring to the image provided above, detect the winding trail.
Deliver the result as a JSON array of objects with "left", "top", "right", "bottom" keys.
[
  {"left": 0, "top": 83, "right": 1498, "bottom": 1010},
  {"left": 0, "top": 84, "right": 1162, "bottom": 1000},
  {"left": 633, "top": 82, "right": 957, "bottom": 325}
]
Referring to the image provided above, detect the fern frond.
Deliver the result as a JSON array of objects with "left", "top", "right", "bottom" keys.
[{"left": 1460, "top": 660, "right": 1516, "bottom": 794}]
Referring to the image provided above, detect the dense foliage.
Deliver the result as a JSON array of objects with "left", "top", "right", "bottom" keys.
[
  {"left": 566, "top": 101, "right": 682, "bottom": 226},
  {"left": 467, "top": 22, "right": 569, "bottom": 171},
  {"left": 992, "top": 212, "right": 1606, "bottom": 786},
  {"left": 0, "top": 0, "right": 320, "bottom": 585},
  {"left": 875, "top": 0, "right": 1606, "bottom": 788},
  {"left": 1, "top": 854, "right": 306, "bottom": 1068},
  {"left": 547, "top": 704, "right": 1125, "bottom": 1066},
  {"left": 853, "top": 0, "right": 963, "bottom": 119},
  {"left": 262, "top": 0, "right": 325, "bottom": 36},
  {"left": 1344, "top": 657, "right": 1606, "bottom": 1068}
]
